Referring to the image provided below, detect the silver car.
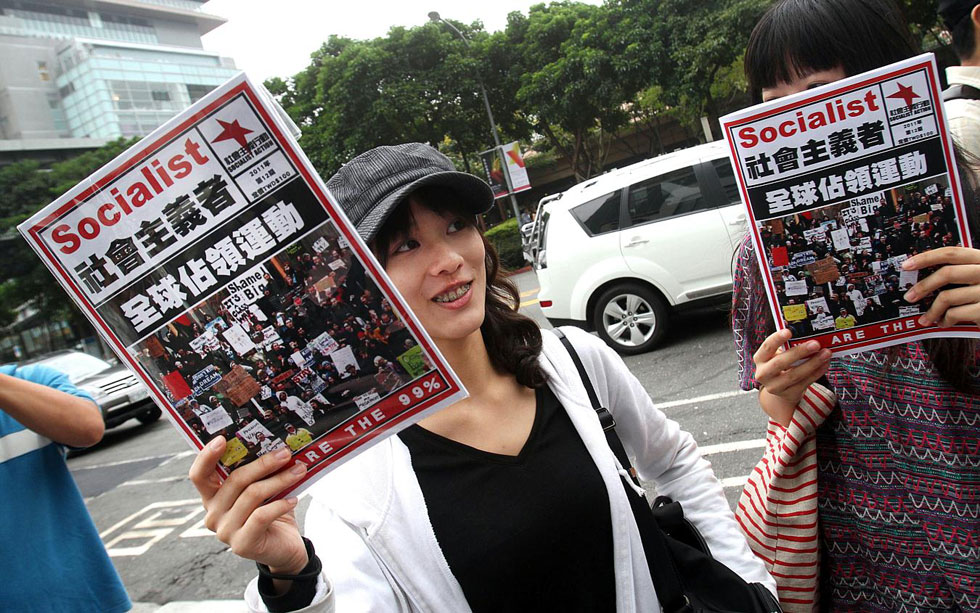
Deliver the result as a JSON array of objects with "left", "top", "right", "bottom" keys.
[{"left": 28, "top": 351, "right": 161, "bottom": 429}]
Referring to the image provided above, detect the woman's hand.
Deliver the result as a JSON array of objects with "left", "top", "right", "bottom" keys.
[
  {"left": 902, "top": 247, "right": 980, "bottom": 327},
  {"left": 753, "top": 329, "right": 831, "bottom": 427},
  {"left": 189, "top": 437, "right": 309, "bottom": 575}
]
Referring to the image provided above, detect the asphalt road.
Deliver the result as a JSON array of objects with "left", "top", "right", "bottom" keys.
[{"left": 69, "top": 270, "right": 767, "bottom": 608}]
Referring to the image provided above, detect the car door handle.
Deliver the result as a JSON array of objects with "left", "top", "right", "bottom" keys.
[
  {"left": 625, "top": 238, "right": 649, "bottom": 247},
  {"left": 728, "top": 214, "right": 747, "bottom": 225}
]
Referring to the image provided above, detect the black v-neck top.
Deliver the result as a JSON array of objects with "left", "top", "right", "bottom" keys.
[{"left": 398, "top": 385, "right": 616, "bottom": 612}]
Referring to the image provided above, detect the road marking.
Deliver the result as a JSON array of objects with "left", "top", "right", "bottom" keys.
[
  {"left": 160, "top": 450, "right": 195, "bottom": 465},
  {"left": 100, "top": 498, "right": 199, "bottom": 540},
  {"left": 519, "top": 298, "right": 539, "bottom": 307},
  {"left": 120, "top": 475, "right": 187, "bottom": 487},
  {"left": 131, "top": 601, "right": 245, "bottom": 612},
  {"left": 101, "top": 499, "right": 205, "bottom": 556},
  {"left": 720, "top": 475, "right": 749, "bottom": 488},
  {"left": 72, "top": 450, "right": 190, "bottom": 472},
  {"left": 700, "top": 439, "right": 766, "bottom": 455},
  {"left": 519, "top": 288, "right": 539, "bottom": 297},
  {"left": 653, "top": 389, "right": 756, "bottom": 410}
]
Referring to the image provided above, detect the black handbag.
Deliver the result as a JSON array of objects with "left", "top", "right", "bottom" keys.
[{"left": 554, "top": 329, "right": 781, "bottom": 613}]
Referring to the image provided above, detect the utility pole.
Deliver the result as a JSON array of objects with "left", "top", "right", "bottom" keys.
[{"left": 428, "top": 11, "right": 521, "bottom": 222}]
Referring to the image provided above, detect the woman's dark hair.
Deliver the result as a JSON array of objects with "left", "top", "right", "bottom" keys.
[
  {"left": 744, "top": 0, "right": 918, "bottom": 102},
  {"left": 919, "top": 147, "right": 980, "bottom": 392},
  {"left": 951, "top": 11, "right": 977, "bottom": 61},
  {"left": 371, "top": 185, "right": 547, "bottom": 388}
]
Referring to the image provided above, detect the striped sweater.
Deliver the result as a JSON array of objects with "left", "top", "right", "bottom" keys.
[
  {"left": 733, "top": 236, "right": 980, "bottom": 612},
  {"left": 736, "top": 384, "right": 834, "bottom": 612}
]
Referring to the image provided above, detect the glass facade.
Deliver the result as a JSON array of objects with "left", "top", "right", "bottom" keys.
[
  {"left": 0, "top": 1, "right": 158, "bottom": 44},
  {"left": 56, "top": 43, "right": 237, "bottom": 138},
  {"left": 134, "top": 0, "right": 205, "bottom": 12},
  {"left": 0, "top": 0, "right": 233, "bottom": 142}
]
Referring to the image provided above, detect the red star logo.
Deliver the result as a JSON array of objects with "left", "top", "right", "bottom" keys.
[
  {"left": 887, "top": 82, "right": 920, "bottom": 108},
  {"left": 212, "top": 118, "right": 254, "bottom": 149}
]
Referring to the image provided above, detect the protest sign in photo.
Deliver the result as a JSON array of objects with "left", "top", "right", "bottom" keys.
[
  {"left": 721, "top": 54, "right": 980, "bottom": 354},
  {"left": 19, "top": 74, "right": 466, "bottom": 498}
]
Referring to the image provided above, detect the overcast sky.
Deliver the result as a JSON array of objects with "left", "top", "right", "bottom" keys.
[{"left": 201, "top": 0, "right": 601, "bottom": 83}]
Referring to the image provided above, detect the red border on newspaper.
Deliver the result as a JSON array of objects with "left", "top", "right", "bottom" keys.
[
  {"left": 22, "top": 80, "right": 462, "bottom": 486},
  {"left": 722, "top": 56, "right": 978, "bottom": 353}
]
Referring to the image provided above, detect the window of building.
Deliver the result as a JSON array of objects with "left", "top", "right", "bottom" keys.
[
  {"left": 186, "top": 84, "right": 213, "bottom": 103},
  {"left": 109, "top": 80, "right": 182, "bottom": 112},
  {"left": 571, "top": 191, "right": 622, "bottom": 236},
  {"left": 1, "top": 1, "right": 157, "bottom": 43},
  {"left": 37, "top": 61, "right": 50, "bottom": 81}
]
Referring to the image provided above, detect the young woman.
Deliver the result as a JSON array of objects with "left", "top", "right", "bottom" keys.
[
  {"left": 731, "top": 1, "right": 980, "bottom": 611},
  {"left": 190, "top": 143, "right": 774, "bottom": 612}
]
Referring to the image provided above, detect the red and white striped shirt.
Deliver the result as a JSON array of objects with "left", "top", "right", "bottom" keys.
[{"left": 735, "top": 384, "right": 836, "bottom": 613}]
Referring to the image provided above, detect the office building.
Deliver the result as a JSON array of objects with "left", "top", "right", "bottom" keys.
[{"left": 0, "top": 0, "right": 237, "bottom": 163}]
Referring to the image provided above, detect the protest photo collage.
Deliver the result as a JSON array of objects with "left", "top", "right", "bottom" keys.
[
  {"left": 129, "top": 218, "right": 435, "bottom": 469},
  {"left": 757, "top": 174, "right": 959, "bottom": 338}
]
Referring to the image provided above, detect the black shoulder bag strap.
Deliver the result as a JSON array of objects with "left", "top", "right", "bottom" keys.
[
  {"left": 552, "top": 328, "right": 694, "bottom": 613},
  {"left": 943, "top": 83, "right": 980, "bottom": 102}
]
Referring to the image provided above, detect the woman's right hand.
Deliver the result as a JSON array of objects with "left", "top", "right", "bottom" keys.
[
  {"left": 189, "top": 437, "right": 309, "bottom": 574},
  {"left": 753, "top": 329, "right": 832, "bottom": 427}
]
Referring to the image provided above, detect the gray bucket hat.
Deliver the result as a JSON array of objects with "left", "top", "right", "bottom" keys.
[{"left": 325, "top": 142, "right": 495, "bottom": 244}]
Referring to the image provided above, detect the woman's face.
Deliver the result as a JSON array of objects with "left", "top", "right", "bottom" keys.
[
  {"left": 761, "top": 66, "right": 847, "bottom": 102},
  {"left": 381, "top": 198, "right": 486, "bottom": 346}
]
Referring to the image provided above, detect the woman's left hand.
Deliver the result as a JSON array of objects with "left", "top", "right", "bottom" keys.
[{"left": 902, "top": 247, "right": 980, "bottom": 326}]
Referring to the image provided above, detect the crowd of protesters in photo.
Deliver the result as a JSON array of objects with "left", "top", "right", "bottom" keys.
[
  {"left": 132, "top": 228, "right": 423, "bottom": 463},
  {"left": 758, "top": 180, "right": 961, "bottom": 337}
]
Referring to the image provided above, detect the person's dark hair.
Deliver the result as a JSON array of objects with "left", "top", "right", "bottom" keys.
[
  {"left": 950, "top": 10, "right": 977, "bottom": 61},
  {"left": 371, "top": 185, "right": 547, "bottom": 388},
  {"left": 917, "top": 147, "right": 980, "bottom": 392},
  {"left": 744, "top": 0, "right": 918, "bottom": 102}
]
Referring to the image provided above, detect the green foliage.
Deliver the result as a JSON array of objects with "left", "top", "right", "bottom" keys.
[
  {"left": 265, "top": 24, "right": 502, "bottom": 179},
  {"left": 260, "top": 0, "right": 947, "bottom": 184},
  {"left": 0, "top": 138, "right": 137, "bottom": 327},
  {"left": 484, "top": 218, "right": 525, "bottom": 269},
  {"left": 264, "top": 0, "right": 778, "bottom": 183}
]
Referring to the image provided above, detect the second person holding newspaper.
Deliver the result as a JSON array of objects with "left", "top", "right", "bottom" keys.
[{"left": 189, "top": 143, "right": 775, "bottom": 612}]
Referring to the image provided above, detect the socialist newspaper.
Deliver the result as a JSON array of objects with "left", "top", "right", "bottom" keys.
[
  {"left": 19, "top": 74, "right": 465, "bottom": 498},
  {"left": 721, "top": 54, "right": 980, "bottom": 355}
]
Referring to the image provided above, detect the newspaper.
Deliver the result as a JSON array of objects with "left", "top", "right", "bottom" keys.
[
  {"left": 721, "top": 53, "right": 980, "bottom": 355},
  {"left": 19, "top": 73, "right": 467, "bottom": 499}
]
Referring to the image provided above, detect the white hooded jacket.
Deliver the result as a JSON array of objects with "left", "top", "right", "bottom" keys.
[{"left": 245, "top": 327, "right": 775, "bottom": 612}]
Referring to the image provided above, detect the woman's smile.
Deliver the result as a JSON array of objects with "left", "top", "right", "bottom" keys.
[{"left": 432, "top": 282, "right": 473, "bottom": 307}]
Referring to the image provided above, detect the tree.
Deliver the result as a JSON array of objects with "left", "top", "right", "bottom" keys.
[
  {"left": 266, "top": 23, "right": 503, "bottom": 178},
  {"left": 264, "top": 1, "right": 774, "bottom": 182},
  {"left": 488, "top": 2, "right": 637, "bottom": 181},
  {"left": 0, "top": 138, "right": 135, "bottom": 327},
  {"left": 609, "top": 0, "right": 769, "bottom": 139}
]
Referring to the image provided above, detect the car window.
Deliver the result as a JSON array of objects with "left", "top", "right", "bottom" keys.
[
  {"left": 537, "top": 209, "right": 550, "bottom": 251},
  {"left": 626, "top": 166, "right": 703, "bottom": 226},
  {"left": 711, "top": 157, "right": 741, "bottom": 204},
  {"left": 36, "top": 353, "right": 111, "bottom": 383},
  {"left": 570, "top": 190, "right": 621, "bottom": 236}
]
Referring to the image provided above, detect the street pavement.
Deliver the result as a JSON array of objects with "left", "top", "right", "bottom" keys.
[{"left": 71, "top": 270, "right": 766, "bottom": 609}]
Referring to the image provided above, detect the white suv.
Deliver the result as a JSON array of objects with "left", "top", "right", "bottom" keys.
[{"left": 533, "top": 141, "right": 747, "bottom": 354}]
